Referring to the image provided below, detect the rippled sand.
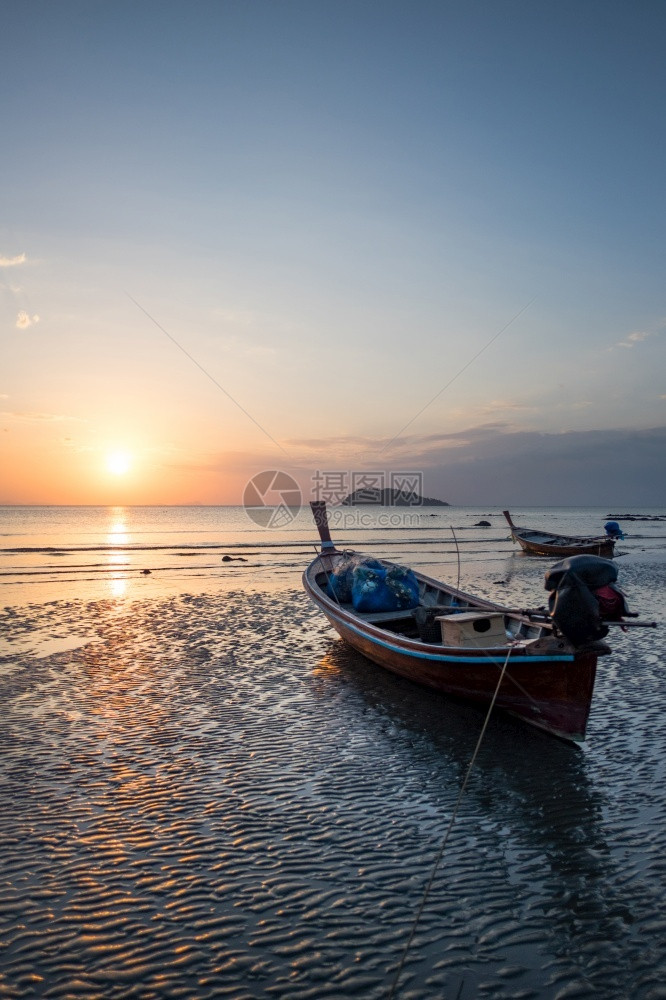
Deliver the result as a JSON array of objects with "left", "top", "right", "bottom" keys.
[{"left": 1, "top": 573, "right": 666, "bottom": 999}]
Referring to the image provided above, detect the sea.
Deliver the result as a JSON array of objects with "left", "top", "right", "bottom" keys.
[{"left": 1, "top": 504, "right": 666, "bottom": 999}]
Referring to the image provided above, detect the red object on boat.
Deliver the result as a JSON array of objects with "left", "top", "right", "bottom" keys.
[{"left": 594, "top": 585, "right": 627, "bottom": 621}]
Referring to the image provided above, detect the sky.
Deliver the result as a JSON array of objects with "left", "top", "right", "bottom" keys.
[{"left": 1, "top": 0, "right": 665, "bottom": 506}]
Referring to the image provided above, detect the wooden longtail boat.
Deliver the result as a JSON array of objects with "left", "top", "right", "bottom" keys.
[
  {"left": 304, "top": 502, "right": 616, "bottom": 743},
  {"left": 503, "top": 510, "right": 616, "bottom": 559}
]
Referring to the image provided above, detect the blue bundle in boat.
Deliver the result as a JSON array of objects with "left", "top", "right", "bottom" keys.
[
  {"left": 385, "top": 564, "right": 420, "bottom": 608},
  {"left": 327, "top": 554, "right": 382, "bottom": 603},
  {"left": 351, "top": 562, "right": 420, "bottom": 613}
]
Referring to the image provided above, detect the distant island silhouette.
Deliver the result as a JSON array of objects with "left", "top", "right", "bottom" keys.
[{"left": 341, "top": 487, "right": 449, "bottom": 506}]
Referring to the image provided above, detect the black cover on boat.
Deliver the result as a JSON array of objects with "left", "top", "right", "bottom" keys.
[
  {"left": 545, "top": 555, "right": 618, "bottom": 591},
  {"left": 544, "top": 555, "right": 617, "bottom": 647}
]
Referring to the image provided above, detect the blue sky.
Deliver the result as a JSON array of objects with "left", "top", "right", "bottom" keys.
[{"left": 1, "top": 0, "right": 665, "bottom": 504}]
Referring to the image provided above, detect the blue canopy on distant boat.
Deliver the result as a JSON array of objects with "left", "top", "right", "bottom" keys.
[{"left": 604, "top": 521, "right": 625, "bottom": 539}]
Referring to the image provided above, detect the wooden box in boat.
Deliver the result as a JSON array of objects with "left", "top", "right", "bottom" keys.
[{"left": 436, "top": 611, "right": 507, "bottom": 648}]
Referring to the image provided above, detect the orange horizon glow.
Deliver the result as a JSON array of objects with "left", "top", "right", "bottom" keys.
[{"left": 0, "top": 435, "right": 283, "bottom": 505}]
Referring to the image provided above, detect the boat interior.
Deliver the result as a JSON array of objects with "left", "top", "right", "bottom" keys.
[{"left": 311, "top": 566, "right": 548, "bottom": 647}]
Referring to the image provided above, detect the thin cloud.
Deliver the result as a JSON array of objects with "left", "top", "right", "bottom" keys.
[
  {"left": 16, "top": 311, "right": 40, "bottom": 329},
  {"left": 286, "top": 427, "right": 508, "bottom": 463},
  {"left": 0, "top": 410, "right": 73, "bottom": 423},
  {"left": 615, "top": 330, "right": 654, "bottom": 349},
  {"left": 288, "top": 434, "right": 382, "bottom": 450},
  {"left": 0, "top": 253, "right": 26, "bottom": 267},
  {"left": 479, "top": 399, "right": 535, "bottom": 415},
  {"left": 412, "top": 423, "right": 511, "bottom": 446}
]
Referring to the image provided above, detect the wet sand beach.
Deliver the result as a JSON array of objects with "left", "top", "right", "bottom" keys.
[{"left": 1, "top": 508, "right": 666, "bottom": 998}]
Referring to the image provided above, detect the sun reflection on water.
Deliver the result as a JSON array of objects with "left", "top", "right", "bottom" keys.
[
  {"left": 107, "top": 507, "right": 129, "bottom": 547},
  {"left": 107, "top": 507, "right": 129, "bottom": 598}
]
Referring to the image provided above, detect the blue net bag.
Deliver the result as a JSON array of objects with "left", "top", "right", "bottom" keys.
[
  {"left": 351, "top": 562, "right": 420, "bottom": 613},
  {"left": 385, "top": 565, "right": 420, "bottom": 609},
  {"left": 327, "top": 554, "right": 382, "bottom": 603},
  {"left": 351, "top": 564, "right": 395, "bottom": 612}
]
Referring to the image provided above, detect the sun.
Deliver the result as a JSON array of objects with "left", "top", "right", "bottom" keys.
[{"left": 106, "top": 450, "right": 132, "bottom": 476}]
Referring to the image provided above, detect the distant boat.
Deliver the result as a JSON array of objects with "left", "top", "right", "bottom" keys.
[
  {"left": 503, "top": 510, "right": 616, "bottom": 559},
  {"left": 303, "top": 502, "right": 633, "bottom": 743}
]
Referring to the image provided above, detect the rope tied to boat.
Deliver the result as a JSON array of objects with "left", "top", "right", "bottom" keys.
[
  {"left": 450, "top": 525, "right": 461, "bottom": 592},
  {"left": 387, "top": 643, "right": 515, "bottom": 1000},
  {"left": 313, "top": 546, "right": 342, "bottom": 607}
]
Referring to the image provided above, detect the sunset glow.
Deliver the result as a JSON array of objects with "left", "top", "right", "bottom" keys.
[{"left": 1, "top": 4, "right": 665, "bottom": 506}]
